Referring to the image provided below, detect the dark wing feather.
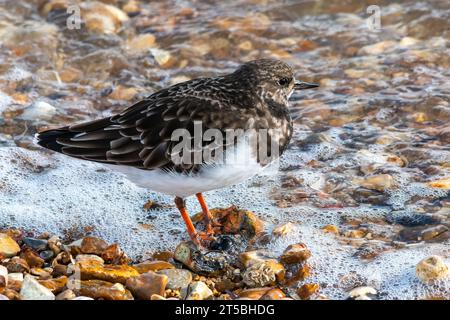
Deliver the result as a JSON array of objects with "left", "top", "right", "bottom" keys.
[{"left": 36, "top": 82, "right": 230, "bottom": 172}]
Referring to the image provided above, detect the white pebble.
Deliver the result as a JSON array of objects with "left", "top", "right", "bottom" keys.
[
  {"left": 21, "top": 101, "right": 56, "bottom": 121},
  {"left": 348, "top": 286, "right": 377, "bottom": 300},
  {"left": 20, "top": 275, "right": 55, "bottom": 300}
]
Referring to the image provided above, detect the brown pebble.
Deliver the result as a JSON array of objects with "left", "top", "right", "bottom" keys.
[
  {"left": 260, "top": 288, "right": 286, "bottom": 300},
  {"left": 2, "top": 288, "right": 20, "bottom": 300},
  {"left": 5, "top": 257, "right": 30, "bottom": 273},
  {"left": 52, "top": 264, "right": 68, "bottom": 277},
  {"left": 152, "top": 251, "right": 174, "bottom": 262},
  {"left": 80, "top": 236, "right": 108, "bottom": 255},
  {"left": 280, "top": 243, "right": 312, "bottom": 264},
  {"left": 322, "top": 224, "right": 339, "bottom": 234},
  {"left": 285, "top": 264, "right": 312, "bottom": 286},
  {"left": 101, "top": 243, "right": 127, "bottom": 264},
  {"left": 38, "top": 276, "right": 68, "bottom": 294},
  {"left": 0, "top": 233, "right": 21, "bottom": 258},
  {"left": 239, "top": 287, "right": 272, "bottom": 300},
  {"left": 297, "top": 283, "right": 320, "bottom": 300},
  {"left": 30, "top": 267, "right": 52, "bottom": 280},
  {"left": 52, "top": 251, "right": 72, "bottom": 266},
  {"left": 215, "top": 278, "right": 238, "bottom": 292},
  {"left": 20, "top": 248, "right": 45, "bottom": 268},
  {"left": 78, "top": 264, "right": 139, "bottom": 284},
  {"left": 6, "top": 273, "right": 23, "bottom": 291},
  {"left": 239, "top": 249, "right": 275, "bottom": 268},
  {"left": 55, "top": 289, "right": 76, "bottom": 300},
  {"left": 125, "top": 271, "right": 168, "bottom": 300},
  {"left": 133, "top": 260, "right": 175, "bottom": 273},
  {"left": 272, "top": 222, "right": 295, "bottom": 237},
  {"left": 70, "top": 279, "right": 134, "bottom": 300},
  {"left": 47, "top": 236, "right": 62, "bottom": 255}
]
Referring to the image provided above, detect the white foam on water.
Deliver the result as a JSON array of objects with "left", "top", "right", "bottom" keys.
[
  {"left": 0, "top": 146, "right": 276, "bottom": 256},
  {"left": 0, "top": 145, "right": 448, "bottom": 300},
  {"left": 2, "top": 66, "right": 32, "bottom": 82},
  {"left": 0, "top": 91, "right": 12, "bottom": 113}
]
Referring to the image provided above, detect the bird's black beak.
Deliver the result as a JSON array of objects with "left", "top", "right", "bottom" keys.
[{"left": 294, "top": 80, "right": 319, "bottom": 90}]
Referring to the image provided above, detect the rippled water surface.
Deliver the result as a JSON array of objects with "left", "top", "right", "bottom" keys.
[{"left": 0, "top": 0, "right": 449, "bottom": 299}]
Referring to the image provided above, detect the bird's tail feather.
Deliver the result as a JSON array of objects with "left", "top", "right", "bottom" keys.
[
  {"left": 35, "top": 128, "right": 76, "bottom": 153},
  {"left": 35, "top": 117, "right": 117, "bottom": 163}
]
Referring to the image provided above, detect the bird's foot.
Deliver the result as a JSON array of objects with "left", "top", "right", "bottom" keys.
[
  {"left": 205, "top": 221, "right": 222, "bottom": 235},
  {"left": 193, "top": 230, "right": 217, "bottom": 249},
  {"left": 193, "top": 232, "right": 235, "bottom": 252}
]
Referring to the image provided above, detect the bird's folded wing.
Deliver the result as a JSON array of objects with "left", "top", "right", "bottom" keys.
[{"left": 48, "top": 94, "right": 234, "bottom": 173}]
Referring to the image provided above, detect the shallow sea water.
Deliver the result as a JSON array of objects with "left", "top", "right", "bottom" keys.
[{"left": 0, "top": 0, "right": 449, "bottom": 299}]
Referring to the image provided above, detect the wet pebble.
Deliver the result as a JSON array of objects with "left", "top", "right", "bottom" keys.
[
  {"left": 322, "top": 224, "right": 339, "bottom": 234},
  {"left": 69, "top": 279, "right": 133, "bottom": 300},
  {"left": 125, "top": 270, "right": 168, "bottom": 300},
  {"left": 80, "top": 236, "right": 108, "bottom": 255},
  {"left": 47, "top": 236, "right": 62, "bottom": 255},
  {"left": 39, "top": 250, "right": 54, "bottom": 262},
  {"left": 242, "top": 261, "right": 285, "bottom": 287},
  {"left": 126, "top": 34, "right": 156, "bottom": 54},
  {"left": 20, "top": 275, "right": 55, "bottom": 300},
  {"left": 150, "top": 48, "right": 173, "bottom": 67},
  {"left": 239, "top": 250, "right": 275, "bottom": 268},
  {"left": 348, "top": 286, "right": 378, "bottom": 300},
  {"left": 38, "top": 276, "right": 68, "bottom": 294},
  {"left": 5, "top": 257, "right": 30, "bottom": 273},
  {"left": 193, "top": 207, "right": 264, "bottom": 237},
  {"left": 133, "top": 260, "right": 175, "bottom": 273},
  {"left": 30, "top": 267, "right": 52, "bottom": 280},
  {"left": 20, "top": 101, "right": 56, "bottom": 122},
  {"left": 427, "top": 177, "right": 450, "bottom": 189},
  {"left": 81, "top": 1, "right": 129, "bottom": 35},
  {"left": 7, "top": 273, "right": 23, "bottom": 291},
  {"left": 285, "top": 264, "right": 311, "bottom": 286},
  {"left": 2, "top": 289, "right": 20, "bottom": 300},
  {"left": 280, "top": 243, "right": 312, "bottom": 264},
  {"left": 158, "top": 269, "right": 192, "bottom": 290},
  {"left": 78, "top": 263, "right": 139, "bottom": 284},
  {"left": 55, "top": 289, "right": 76, "bottom": 300},
  {"left": 108, "top": 85, "right": 139, "bottom": 101},
  {"left": 272, "top": 222, "right": 295, "bottom": 237},
  {"left": 416, "top": 256, "right": 448, "bottom": 283},
  {"left": 101, "top": 243, "right": 127, "bottom": 264},
  {"left": 173, "top": 241, "right": 228, "bottom": 276},
  {"left": 354, "top": 174, "right": 395, "bottom": 192},
  {"left": 186, "top": 281, "right": 213, "bottom": 300},
  {"left": 237, "top": 287, "right": 269, "bottom": 299},
  {"left": 260, "top": 288, "right": 286, "bottom": 300},
  {"left": 297, "top": 283, "right": 320, "bottom": 300},
  {"left": 0, "top": 233, "right": 20, "bottom": 258},
  {"left": 75, "top": 254, "right": 104, "bottom": 266},
  {"left": 20, "top": 248, "right": 45, "bottom": 268},
  {"left": 359, "top": 40, "right": 396, "bottom": 55}
]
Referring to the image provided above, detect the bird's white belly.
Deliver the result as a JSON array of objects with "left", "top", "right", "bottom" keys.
[
  {"left": 103, "top": 143, "right": 267, "bottom": 198},
  {"left": 106, "top": 161, "right": 263, "bottom": 198}
]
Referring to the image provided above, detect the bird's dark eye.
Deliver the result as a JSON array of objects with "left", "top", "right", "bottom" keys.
[{"left": 278, "top": 77, "right": 291, "bottom": 86}]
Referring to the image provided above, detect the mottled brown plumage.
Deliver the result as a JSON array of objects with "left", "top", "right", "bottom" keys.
[
  {"left": 36, "top": 59, "right": 318, "bottom": 247},
  {"left": 37, "top": 59, "right": 317, "bottom": 174}
]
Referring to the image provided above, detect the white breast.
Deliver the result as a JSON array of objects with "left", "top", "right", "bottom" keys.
[{"left": 104, "top": 142, "right": 266, "bottom": 198}]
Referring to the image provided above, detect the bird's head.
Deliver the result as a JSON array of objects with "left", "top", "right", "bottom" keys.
[{"left": 233, "top": 59, "right": 319, "bottom": 105}]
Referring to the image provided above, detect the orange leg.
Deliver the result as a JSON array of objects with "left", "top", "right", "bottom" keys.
[
  {"left": 174, "top": 197, "right": 201, "bottom": 247},
  {"left": 195, "top": 193, "right": 216, "bottom": 234}
]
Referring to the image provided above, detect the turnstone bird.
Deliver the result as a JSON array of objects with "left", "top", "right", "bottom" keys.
[{"left": 36, "top": 59, "right": 318, "bottom": 247}]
